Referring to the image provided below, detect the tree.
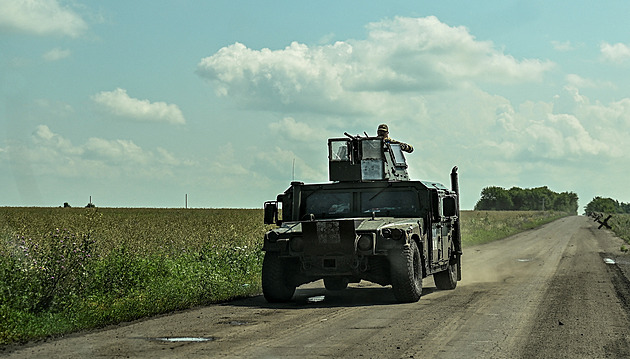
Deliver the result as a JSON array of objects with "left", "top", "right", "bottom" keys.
[
  {"left": 584, "top": 197, "right": 619, "bottom": 214},
  {"left": 475, "top": 186, "right": 578, "bottom": 214},
  {"left": 474, "top": 186, "right": 513, "bottom": 210}
]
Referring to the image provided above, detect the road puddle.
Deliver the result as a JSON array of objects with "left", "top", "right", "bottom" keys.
[
  {"left": 307, "top": 295, "right": 326, "bottom": 303},
  {"left": 603, "top": 258, "right": 616, "bottom": 265}
]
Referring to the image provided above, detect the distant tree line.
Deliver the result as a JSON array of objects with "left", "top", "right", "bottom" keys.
[
  {"left": 474, "top": 186, "right": 579, "bottom": 215},
  {"left": 584, "top": 196, "right": 630, "bottom": 214}
]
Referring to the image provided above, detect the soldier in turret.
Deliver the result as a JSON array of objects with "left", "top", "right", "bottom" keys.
[{"left": 377, "top": 124, "right": 414, "bottom": 153}]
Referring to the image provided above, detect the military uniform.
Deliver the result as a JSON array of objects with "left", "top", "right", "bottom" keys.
[{"left": 377, "top": 124, "right": 414, "bottom": 153}]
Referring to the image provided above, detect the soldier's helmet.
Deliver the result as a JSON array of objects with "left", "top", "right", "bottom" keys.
[{"left": 377, "top": 123, "right": 388, "bottom": 135}]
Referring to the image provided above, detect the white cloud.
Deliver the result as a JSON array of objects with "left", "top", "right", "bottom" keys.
[
  {"left": 43, "top": 47, "right": 71, "bottom": 61},
  {"left": 197, "top": 16, "right": 553, "bottom": 114},
  {"left": 92, "top": 88, "right": 186, "bottom": 125},
  {"left": 0, "top": 0, "right": 87, "bottom": 37},
  {"left": 268, "top": 117, "right": 326, "bottom": 143},
  {"left": 196, "top": 25, "right": 628, "bottom": 205},
  {"left": 565, "top": 74, "right": 596, "bottom": 89},
  {"left": 524, "top": 113, "right": 611, "bottom": 159},
  {"left": 0, "top": 125, "right": 192, "bottom": 179},
  {"left": 34, "top": 98, "right": 74, "bottom": 116},
  {"left": 551, "top": 40, "right": 580, "bottom": 52},
  {"left": 601, "top": 42, "right": 630, "bottom": 63},
  {"left": 253, "top": 146, "right": 325, "bottom": 184},
  {"left": 84, "top": 137, "right": 149, "bottom": 164},
  {"left": 32, "top": 124, "right": 82, "bottom": 155}
]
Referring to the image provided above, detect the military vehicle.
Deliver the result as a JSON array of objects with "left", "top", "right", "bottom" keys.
[{"left": 262, "top": 133, "right": 462, "bottom": 303}]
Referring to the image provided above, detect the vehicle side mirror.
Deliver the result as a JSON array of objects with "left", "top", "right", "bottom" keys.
[
  {"left": 443, "top": 197, "right": 457, "bottom": 217},
  {"left": 264, "top": 201, "right": 278, "bottom": 225}
]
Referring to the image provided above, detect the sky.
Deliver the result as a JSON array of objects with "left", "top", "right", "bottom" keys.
[{"left": 1, "top": 0, "right": 630, "bottom": 211}]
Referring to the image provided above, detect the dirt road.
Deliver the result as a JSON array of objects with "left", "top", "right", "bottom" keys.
[{"left": 5, "top": 216, "right": 630, "bottom": 358}]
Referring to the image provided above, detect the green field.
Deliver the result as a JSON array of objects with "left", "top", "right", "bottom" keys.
[{"left": 1, "top": 207, "right": 568, "bottom": 345}]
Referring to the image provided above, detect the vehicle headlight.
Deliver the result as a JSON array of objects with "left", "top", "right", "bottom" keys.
[
  {"left": 289, "top": 236, "right": 304, "bottom": 252},
  {"left": 381, "top": 228, "right": 405, "bottom": 240},
  {"left": 357, "top": 233, "right": 374, "bottom": 251},
  {"left": 266, "top": 231, "right": 279, "bottom": 242}
]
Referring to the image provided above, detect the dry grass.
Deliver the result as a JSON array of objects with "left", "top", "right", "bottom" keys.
[{"left": 608, "top": 214, "right": 630, "bottom": 244}]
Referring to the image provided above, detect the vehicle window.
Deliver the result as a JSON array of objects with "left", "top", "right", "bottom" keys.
[
  {"left": 330, "top": 140, "right": 350, "bottom": 161},
  {"left": 304, "top": 192, "right": 352, "bottom": 217},
  {"left": 361, "top": 190, "right": 419, "bottom": 216},
  {"left": 389, "top": 143, "right": 406, "bottom": 166},
  {"left": 361, "top": 139, "right": 382, "bottom": 159}
]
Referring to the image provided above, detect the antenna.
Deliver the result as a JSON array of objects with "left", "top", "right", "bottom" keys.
[{"left": 292, "top": 158, "right": 295, "bottom": 181}]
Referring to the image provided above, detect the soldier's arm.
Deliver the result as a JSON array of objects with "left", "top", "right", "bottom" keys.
[
  {"left": 386, "top": 138, "right": 414, "bottom": 153},
  {"left": 400, "top": 143, "right": 414, "bottom": 153}
]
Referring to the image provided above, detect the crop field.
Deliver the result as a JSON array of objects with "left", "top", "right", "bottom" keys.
[{"left": 1, "top": 207, "right": 569, "bottom": 345}]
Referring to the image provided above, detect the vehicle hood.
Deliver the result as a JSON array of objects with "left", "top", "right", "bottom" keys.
[{"left": 270, "top": 217, "right": 420, "bottom": 235}]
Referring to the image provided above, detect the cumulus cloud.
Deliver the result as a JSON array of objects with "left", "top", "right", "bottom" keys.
[
  {"left": 197, "top": 16, "right": 553, "bottom": 113},
  {"left": 192, "top": 15, "right": 630, "bottom": 208},
  {"left": 268, "top": 117, "right": 327, "bottom": 143},
  {"left": 552, "top": 41, "right": 571, "bottom": 51},
  {"left": 32, "top": 124, "right": 82, "bottom": 155},
  {"left": 43, "top": 47, "right": 71, "bottom": 61},
  {"left": 84, "top": 137, "right": 149, "bottom": 164},
  {"left": 2, "top": 125, "right": 191, "bottom": 179},
  {"left": 478, "top": 84, "right": 628, "bottom": 166},
  {"left": 92, "top": 88, "right": 186, "bottom": 124},
  {"left": 601, "top": 42, "right": 630, "bottom": 63},
  {"left": 524, "top": 114, "right": 611, "bottom": 159},
  {"left": 0, "top": 0, "right": 87, "bottom": 37}
]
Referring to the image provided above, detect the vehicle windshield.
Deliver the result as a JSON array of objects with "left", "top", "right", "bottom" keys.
[{"left": 303, "top": 188, "right": 420, "bottom": 219}]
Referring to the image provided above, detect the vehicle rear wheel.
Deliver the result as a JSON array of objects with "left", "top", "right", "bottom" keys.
[
  {"left": 262, "top": 252, "right": 296, "bottom": 303},
  {"left": 434, "top": 256, "right": 458, "bottom": 290},
  {"left": 390, "top": 240, "right": 423, "bottom": 302},
  {"left": 324, "top": 277, "right": 349, "bottom": 291}
]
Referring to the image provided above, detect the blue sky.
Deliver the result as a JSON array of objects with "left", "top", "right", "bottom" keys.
[{"left": 2, "top": 0, "right": 630, "bottom": 210}]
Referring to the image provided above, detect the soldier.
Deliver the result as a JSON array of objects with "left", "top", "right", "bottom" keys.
[{"left": 377, "top": 124, "right": 414, "bottom": 153}]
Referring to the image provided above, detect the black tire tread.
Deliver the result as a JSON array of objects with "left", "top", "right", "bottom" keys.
[
  {"left": 262, "top": 252, "right": 296, "bottom": 303},
  {"left": 390, "top": 241, "right": 423, "bottom": 302}
]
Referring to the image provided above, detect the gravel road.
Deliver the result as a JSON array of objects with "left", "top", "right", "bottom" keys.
[{"left": 5, "top": 216, "right": 630, "bottom": 358}]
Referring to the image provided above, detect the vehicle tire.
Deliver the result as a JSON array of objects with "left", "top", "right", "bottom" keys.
[
  {"left": 262, "top": 252, "right": 296, "bottom": 303},
  {"left": 390, "top": 240, "right": 423, "bottom": 302},
  {"left": 324, "top": 277, "right": 348, "bottom": 291},
  {"left": 434, "top": 256, "right": 458, "bottom": 290}
]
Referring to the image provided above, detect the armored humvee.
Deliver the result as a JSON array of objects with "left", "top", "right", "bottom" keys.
[{"left": 262, "top": 133, "right": 462, "bottom": 303}]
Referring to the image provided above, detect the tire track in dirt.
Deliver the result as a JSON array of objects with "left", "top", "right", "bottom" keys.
[{"left": 516, "top": 218, "right": 630, "bottom": 358}]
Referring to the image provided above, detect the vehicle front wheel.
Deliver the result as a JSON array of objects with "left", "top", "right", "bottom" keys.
[
  {"left": 262, "top": 252, "right": 296, "bottom": 303},
  {"left": 434, "top": 256, "right": 458, "bottom": 290},
  {"left": 389, "top": 240, "right": 423, "bottom": 302}
]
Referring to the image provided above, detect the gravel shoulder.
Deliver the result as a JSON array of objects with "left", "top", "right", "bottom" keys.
[{"left": 4, "top": 216, "right": 630, "bottom": 358}]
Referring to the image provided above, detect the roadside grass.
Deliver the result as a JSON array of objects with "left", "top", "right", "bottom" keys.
[
  {"left": 607, "top": 214, "right": 630, "bottom": 244},
  {"left": 460, "top": 210, "right": 569, "bottom": 247},
  {"left": 0, "top": 208, "right": 266, "bottom": 345},
  {"left": 1, "top": 207, "right": 570, "bottom": 345}
]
